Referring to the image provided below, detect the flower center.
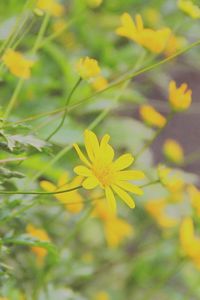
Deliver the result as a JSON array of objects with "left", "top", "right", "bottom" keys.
[{"left": 92, "top": 163, "right": 115, "bottom": 188}]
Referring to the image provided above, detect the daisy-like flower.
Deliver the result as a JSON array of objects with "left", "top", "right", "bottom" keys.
[
  {"left": 2, "top": 48, "right": 34, "bottom": 79},
  {"left": 76, "top": 57, "right": 101, "bottom": 80},
  {"left": 26, "top": 224, "right": 50, "bottom": 264},
  {"left": 163, "top": 139, "right": 184, "bottom": 165},
  {"left": 36, "top": 0, "right": 64, "bottom": 17},
  {"left": 73, "top": 130, "right": 145, "bottom": 212},
  {"left": 139, "top": 105, "right": 166, "bottom": 128},
  {"left": 178, "top": 0, "right": 200, "bottom": 19},
  {"left": 169, "top": 80, "right": 192, "bottom": 111},
  {"left": 40, "top": 172, "right": 84, "bottom": 213},
  {"left": 116, "top": 13, "right": 171, "bottom": 54}
]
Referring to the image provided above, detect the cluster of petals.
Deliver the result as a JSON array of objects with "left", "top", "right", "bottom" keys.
[
  {"left": 73, "top": 130, "right": 145, "bottom": 212},
  {"left": 169, "top": 80, "right": 192, "bottom": 111}
]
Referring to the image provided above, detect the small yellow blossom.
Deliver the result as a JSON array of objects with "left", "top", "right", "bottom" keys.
[
  {"left": 40, "top": 172, "right": 84, "bottom": 213},
  {"left": 178, "top": 0, "right": 200, "bottom": 19},
  {"left": 116, "top": 13, "right": 171, "bottom": 54},
  {"left": 180, "top": 217, "right": 200, "bottom": 268},
  {"left": 26, "top": 224, "right": 50, "bottom": 263},
  {"left": 93, "top": 200, "right": 133, "bottom": 247},
  {"left": 86, "top": 0, "right": 103, "bottom": 8},
  {"left": 139, "top": 105, "right": 166, "bottom": 128},
  {"left": 145, "top": 199, "right": 177, "bottom": 228},
  {"left": 94, "top": 291, "right": 110, "bottom": 300},
  {"left": 73, "top": 130, "right": 145, "bottom": 212},
  {"left": 76, "top": 57, "right": 101, "bottom": 80},
  {"left": 91, "top": 75, "right": 108, "bottom": 91},
  {"left": 36, "top": 0, "right": 64, "bottom": 17},
  {"left": 188, "top": 185, "right": 200, "bottom": 216},
  {"left": 164, "top": 34, "right": 185, "bottom": 57},
  {"left": 2, "top": 49, "right": 34, "bottom": 79},
  {"left": 169, "top": 80, "right": 192, "bottom": 111},
  {"left": 163, "top": 139, "right": 184, "bottom": 165}
]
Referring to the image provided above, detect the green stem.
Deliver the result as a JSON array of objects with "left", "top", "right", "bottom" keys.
[
  {"left": 135, "top": 111, "right": 175, "bottom": 160},
  {"left": 0, "top": 185, "right": 81, "bottom": 195},
  {"left": 46, "top": 77, "right": 82, "bottom": 141}
]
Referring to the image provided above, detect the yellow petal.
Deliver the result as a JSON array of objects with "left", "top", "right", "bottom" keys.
[
  {"left": 73, "top": 143, "right": 91, "bottom": 167},
  {"left": 112, "top": 185, "right": 135, "bottom": 208},
  {"left": 84, "top": 129, "right": 100, "bottom": 162},
  {"left": 105, "top": 187, "right": 117, "bottom": 214},
  {"left": 116, "top": 170, "right": 145, "bottom": 180},
  {"left": 113, "top": 153, "right": 134, "bottom": 171},
  {"left": 40, "top": 180, "right": 56, "bottom": 192},
  {"left": 58, "top": 172, "right": 69, "bottom": 187},
  {"left": 117, "top": 181, "right": 143, "bottom": 195},
  {"left": 74, "top": 165, "right": 92, "bottom": 177},
  {"left": 82, "top": 176, "right": 99, "bottom": 189}
]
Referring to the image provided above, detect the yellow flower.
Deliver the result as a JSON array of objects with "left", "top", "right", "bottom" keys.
[
  {"left": 76, "top": 57, "right": 101, "bottom": 80},
  {"left": 178, "top": 0, "right": 200, "bottom": 19},
  {"left": 73, "top": 130, "right": 145, "bottom": 212},
  {"left": 40, "top": 172, "right": 84, "bottom": 213},
  {"left": 157, "top": 164, "right": 185, "bottom": 194},
  {"left": 145, "top": 199, "right": 177, "bottom": 228},
  {"left": 93, "top": 200, "right": 133, "bottom": 247},
  {"left": 2, "top": 49, "right": 34, "bottom": 79},
  {"left": 169, "top": 80, "right": 192, "bottom": 111},
  {"left": 91, "top": 75, "right": 108, "bottom": 91},
  {"left": 116, "top": 13, "right": 171, "bottom": 54},
  {"left": 26, "top": 224, "right": 50, "bottom": 263},
  {"left": 86, "top": 0, "right": 103, "bottom": 8},
  {"left": 164, "top": 34, "right": 185, "bottom": 57},
  {"left": 139, "top": 105, "right": 166, "bottom": 128},
  {"left": 36, "top": 0, "right": 64, "bottom": 17},
  {"left": 187, "top": 185, "right": 200, "bottom": 216},
  {"left": 180, "top": 217, "right": 200, "bottom": 268},
  {"left": 94, "top": 291, "right": 110, "bottom": 300},
  {"left": 163, "top": 139, "right": 184, "bottom": 165}
]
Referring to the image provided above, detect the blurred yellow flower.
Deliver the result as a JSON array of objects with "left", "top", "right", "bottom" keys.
[
  {"left": 40, "top": 172, "right": 84, "bottom": 213},
  {"left": 76, "top": 57, "right": 101, "bottom": 80},
  {"left": 94, "top": 291, "right": 110, "bottom": 300},
  {"left": 91, "top": 75, "right": 108, "bottom": 91},
  {"left": 180, "top": 217, "right": 200, "bottom": 268},
  {"left": 139, "top": 105, "right": 166, "bottom": 128},
  {"left": 2, "top": 48, "right": 34, "bottom": 79},
  {"left": 36, "top": 0, "right": 64, "bottom": 17},
  {"left": 26, "top": 224, "right": 50, "bottom": 263},
  {"left": 145, "top": 199, "right": 177, "bottom": 228},
  {"left": 116, "top": 13, "right": 171, "bottom": 54},
  {"left": 188, "top": 185, "right": 200, "bottom": 216},
  {"left": 86, "top": 0, "right": 103, "bottom": 8},
  {"left": 164, "top": 34, "right": 185, "bottom": 57},
  {"left": 178, "top": 0, "right": 200, "bottom": 19},
  {"left": 163, "top": 139, "right": 184, "bottom": 165},
  {"left": 93, "top": 200, "right": 133, "bottom": 247},
  {"left": 73, "top": 130, "right": 145, "bottom": 212},
  {"left": 169, "top": 80, "right": 192, "bottom": 111}
]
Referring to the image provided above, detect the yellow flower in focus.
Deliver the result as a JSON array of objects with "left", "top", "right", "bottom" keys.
[
  {"left": 169, "top": 80, "right": 192, "bottom": 111},
  {"left": 40, "top": 172, "right": 84, "bottom": 213},
  {"left": 93, "top": 201, "right": 133, "bottom": 247},
  {"left": 73, "top": 130, "right": 145, "bottom": 212},
  {"left": 116, "top": 13, "right": 171, "bottom": 54},
  {"left": 178, "top": 0, "right": 200, "bottom": 19},
  {"left": 91, "top": 76, "right": 108, "bottom": 91},
  {"left": 157, "top": 164, "right": 185, "bottom": 194},
  {"left": 36, "top": 0, "right": 64, "bottom": 17},
  {"left": 86, "top": 0, "right": 103, "bottom": 8},
  {"left": 26, "top": 224, "right": 50, "bottom": 263},
  {"left": 139, "top": 105, "right": 166, "bottom": 128},
  {"left": 188, "top": 185, "right": 200, "bottom": 216},
  {"left": 94, "top": 291, "right": 110, "bottom": 300},
  {"left": 180, "top": 217, "right": 200, "bottom": 268},
  {"left": 163, "top": 139, "right": 184, "bottom": 165},
  {"left": 145, "top": 199, "right": 177, "bottom": 228},
  {"left": 2, "top": 49, "right": 34, "bottom": 79},
  {"left": 76, "top": 57, "right": 101, "bottom": 80}
]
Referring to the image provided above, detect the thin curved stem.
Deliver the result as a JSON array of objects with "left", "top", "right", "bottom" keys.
[
  {"left": 46, "top": 77, "right": 82, "bottom": 141},
  {"left": 0, "top": 185, "right": 81, "bottom": 195}
]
